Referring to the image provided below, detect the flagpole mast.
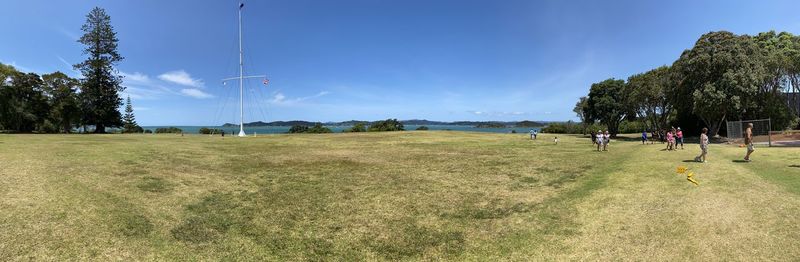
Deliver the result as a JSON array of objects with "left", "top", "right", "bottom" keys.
[{"left": 237, "top": 0, "right": 246, "bottom": 137}]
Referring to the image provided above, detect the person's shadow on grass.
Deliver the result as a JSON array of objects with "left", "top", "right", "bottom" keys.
[
  {"left": 789, "top": 164, "right": 800, "bottom": 168},
  {"left": 732, "top": 160, "right": 749, "bottom": 163},
  {"left": 682, "top": 160, "right": 697, "bottom": 163}
]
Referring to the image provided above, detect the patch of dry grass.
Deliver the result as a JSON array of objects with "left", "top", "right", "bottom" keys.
[{"left": 0, "top": 132, "right": 799, "bottom": 260}]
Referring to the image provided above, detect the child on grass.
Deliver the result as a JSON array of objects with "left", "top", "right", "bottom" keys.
[{"left": 666, "top": 130, "right": 674, "bottom": 151}]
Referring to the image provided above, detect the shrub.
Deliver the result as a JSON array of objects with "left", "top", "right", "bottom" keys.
[
  {"left": 288, "top": 125, "right": 309, "bottom": 133},
  {"left": 368, "top": 119, "right": 404, "bottom": 132},
  {"left": 155, "top": 127, "right": 183, "bottom": 134},
  {"left": 345, "top": 123, "right": 367, "bottom": 132},
  {"left": 144, "top": 129, "right": 153, "bottom": 134},
  {"left": 198, "top": 127, "right": 222, "bottom": 134},
  {"left": 415, "top": 126, "right": 429, "bottom": 130},
  {"left": 306, "top": 123, "right": 333, "bottom": 133}
]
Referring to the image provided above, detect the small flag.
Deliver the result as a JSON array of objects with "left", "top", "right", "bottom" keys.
[
  {"left": 263, "top": 78, "right": 269, "bottom": 85},
  {"left": 239, "top": 3, "right": 244, "bottom": 9}
]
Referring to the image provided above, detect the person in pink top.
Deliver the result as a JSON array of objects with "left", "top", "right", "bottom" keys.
[
  {"left": 676, "top": 127, "right": 684, "bottom": 150},
  {"left": 666, "top": 130, "right": 674, "bottom": 151}
]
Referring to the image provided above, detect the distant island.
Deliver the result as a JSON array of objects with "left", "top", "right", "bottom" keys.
[
  {"left": 475, "top": 122, "right": 507, "bottom": 128},
  {"left": 223, "top": 119, "right": 549, "bottom": 127}
]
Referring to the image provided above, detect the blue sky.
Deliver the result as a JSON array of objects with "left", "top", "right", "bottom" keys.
[{"left": 2, "top": 0, "right": 799, "bottom": 125}]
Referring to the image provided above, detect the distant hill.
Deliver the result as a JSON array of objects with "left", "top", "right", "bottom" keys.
[
  {"left": 223, "top": 119, "right": 550, "bottom": 127},
  {"left": 475, "top": 122, "right": 507, "bottom": 128}
]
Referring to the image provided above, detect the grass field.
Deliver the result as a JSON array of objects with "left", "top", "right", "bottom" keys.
[{"left": 1, "top": 132, "right": 800, "bottom": 260}]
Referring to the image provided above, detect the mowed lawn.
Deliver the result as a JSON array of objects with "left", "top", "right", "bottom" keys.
[{"left": 1, "top": 132, "right": 799, "bottom": 260}]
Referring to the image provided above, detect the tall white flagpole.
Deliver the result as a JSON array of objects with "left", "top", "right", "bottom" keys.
[{"left": 238, "top": 0, "right": 246, "bottom": 137}]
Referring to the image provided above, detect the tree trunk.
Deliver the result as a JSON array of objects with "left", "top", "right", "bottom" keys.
[{"left": 94, "top": 123, "right": 105, "bottom": 133}]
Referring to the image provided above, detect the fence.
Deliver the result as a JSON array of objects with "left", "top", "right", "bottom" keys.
[{"left": 726, "top": 119, "right": 772, "bottom": 147}]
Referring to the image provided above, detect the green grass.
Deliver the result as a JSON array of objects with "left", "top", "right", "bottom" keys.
[{"left": 1, "top": 132, "right": 799, "bottom": 260}]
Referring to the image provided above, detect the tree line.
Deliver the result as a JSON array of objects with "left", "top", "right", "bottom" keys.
[
  {"left": 0, "top": 7, "right": 137, "bottom": 133},
  {"left": 575, "top": 31, "right": 800, "bottom": 137}
]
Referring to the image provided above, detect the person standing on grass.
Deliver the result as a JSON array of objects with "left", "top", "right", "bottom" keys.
[
  {"left": 666, "top": 130, "right": 674, "bottom": 151},
  {"left": 651, "top": 130, "right": 657, "bottom": 144},
  {"left": 697, "top": 127, "right": 709, "bottom": 163},
  {"left": 744, "top": 123, "right": 755, "bottom": 162},
  {"left": 641, "top": 129, "right": 648, "bottom": 145},
  {"left": 603, "top": 130, "right": 610, "bottom": 151},
  {"left": 676, "top": 127, "right": 684, "bottom": 150},
  {"left": 530, "top": 129, "right": 535, "bottom": 140},
  {"left": 590, "top": 130, "right": 597, "bottom": 145},
  {"left": 554, "top": 136, "right": 559, "bottom": 145},
  {"left": 596, "top": 130, "right": 603, "bottom": 151}
]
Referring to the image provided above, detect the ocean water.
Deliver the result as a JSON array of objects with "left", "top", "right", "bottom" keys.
[{"left": 142, "top": 125, "right": 541, "bottom": 134}]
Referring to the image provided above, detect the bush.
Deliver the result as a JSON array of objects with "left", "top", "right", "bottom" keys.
[
  {"left": 415, "top": 126, "right": 429, "bottom": 130},
  {"left": 618, "top": 120, "right": 647, "bottom": 134},
  {"left": 288, "top": 125, "right": 309, "bottom": 134},
  {"left": 155, "top": 127, "right": 183, "bottom": 134},
  {"left": 198, "top": 127, "right": 222, "bottom": 134},
  {"left": 144, "top": 129, "right": 153, "bottom": 134},
  {"left": 306, "top": 123, "right": 333, "bottom": 133},
  {"left": 368, "top": 119, "right": 404, "bottom": 132},
  {"left": 345, "top": 123, "right": 367, "bottom": 132}
]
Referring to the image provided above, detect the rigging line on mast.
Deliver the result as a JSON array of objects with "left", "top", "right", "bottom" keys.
[{"left": 242, "top": 51, "right": 270, "bottom": 124}]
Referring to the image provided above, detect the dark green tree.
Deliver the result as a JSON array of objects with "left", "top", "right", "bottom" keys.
[
  {"left": 0, "top": 69, "right": 50, "bottom": 132},
  {"left": 573, "top": 96, "right": 590, "bottom": 134},
  {"left": 368, "top": 119, "right": 404, "bottom": 132},
  {"left": 42, "top": 72, "right": 81, "bottom": 133},
  {"left": 625, "top": 66, "right": 674, "bottom": 132},
  {"left": 585, "top": 78, "right": 628, "bottom": 136},
  {"left": 75, "top": 7, "right": 125, "bottom": 133},
  {"left": 671, "top": 31, "right": 767, "bottom": 136},
  {"left": 122, "top": 96, "right": 141, "bottom": 133}
]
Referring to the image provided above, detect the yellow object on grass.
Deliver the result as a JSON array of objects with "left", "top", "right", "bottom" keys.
[{"left": 677, "top": 166, "right": 699, "bottom": 186}]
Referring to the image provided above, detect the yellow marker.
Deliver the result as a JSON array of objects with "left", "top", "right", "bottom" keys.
[
  {"left": 677, "top": 166, "right": 688, "bottom": 174},
  {"left": 686, "top": 172, "right": 699, "bottom": 186}
]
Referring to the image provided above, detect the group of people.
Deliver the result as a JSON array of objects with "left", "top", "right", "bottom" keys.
[
  {"left": 641, "top": 123, "right": 757, "bottom": 163},
  {"left": 590, "top": 130, "right": 612, "bottom": 151},
  {"left": 641, "top": 127, "right": 684, "bottom": 150}
]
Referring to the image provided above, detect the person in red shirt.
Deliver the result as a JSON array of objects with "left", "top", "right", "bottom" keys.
[{"left": 676, "top": 127, "right": 684, "bottom": 150}]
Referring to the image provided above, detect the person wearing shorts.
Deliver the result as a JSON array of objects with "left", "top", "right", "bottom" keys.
[
  {"left": 744, "top": 123, "right": 755, "bottom": 161},
  {"left": 596, "top": 130, "right": 603, "bottom": 152},
  {"left": 676, "top": 127, "right": 684, "bottom": 149},
  {"left": 697, "top": 127, "right": 709, "bottom": 163}
]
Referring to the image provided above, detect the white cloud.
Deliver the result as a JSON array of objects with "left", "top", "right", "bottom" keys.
[
  {"left": 158, "top": 70, "right": 204, "bottom": 88},
  {"left": 269, "top": 91, "right": 330, "bottom": 105},
  {"left": 120, "top": 71, "right": 150, "bottom": 83},
  {"left": 181, "top": 88, "right": 213, "bottom": 99}
]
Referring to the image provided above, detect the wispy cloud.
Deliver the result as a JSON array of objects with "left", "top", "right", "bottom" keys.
[
  {"left": 158, "top": 70, "right": 204, "bottom": 88},
  {"left": 56, "top": 55, "right": 82, "bottom": 77},
  {"left": 269, "top": 91, "right": 330, "bottom": 105},
  {"left": 120, "top": 71, "right": 150, "bottom": 83},
  {"left": 180, "top": 88, "right": 214, "bottom": 99},
  {"left": 57, "top": 27, "right": 79, "bottom": 41}
]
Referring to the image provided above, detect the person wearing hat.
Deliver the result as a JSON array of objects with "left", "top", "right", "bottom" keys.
[{"left": 676, "top": 127, "right": 684, "bottom": 150}]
